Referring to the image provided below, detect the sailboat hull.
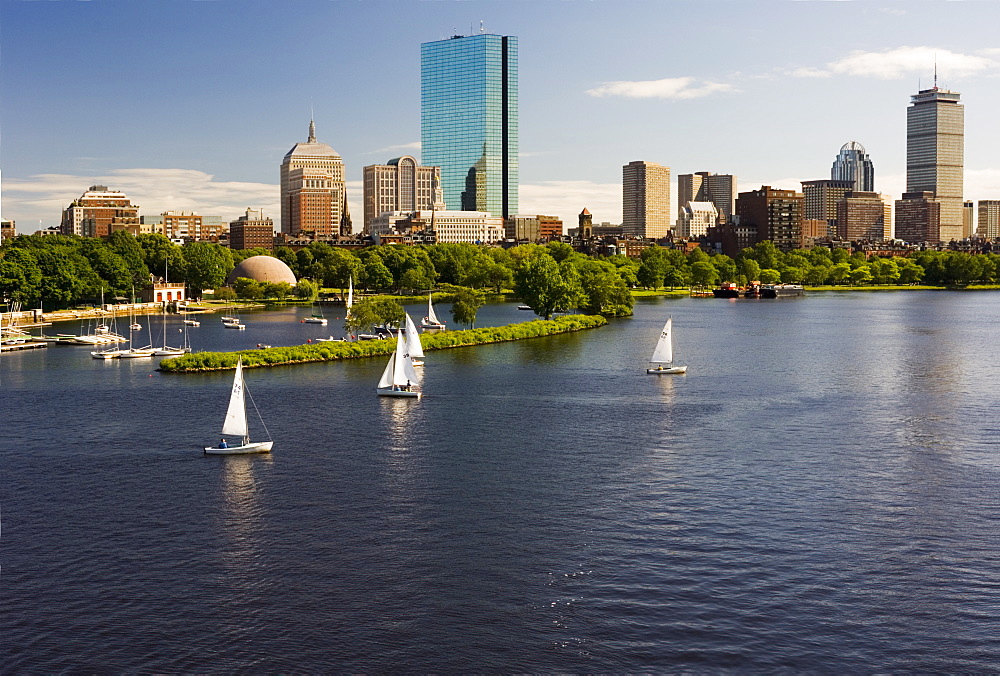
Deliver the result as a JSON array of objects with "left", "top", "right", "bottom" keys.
[
  {"left": 377, "top": 387, "right": 422, "bottom": 399},
  {"left": 303, "top": 317, "right": 327, "bottom": 325},
  {"left": 646, "top": 365, "right": 687, "bottom": 374},
  {"left": 204, "top": 441, "right": 273, "bottom": 455}
]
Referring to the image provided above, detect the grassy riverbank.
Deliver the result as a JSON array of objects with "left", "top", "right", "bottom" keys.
[{"left": 158, "top": 314, "right": 607, "bottom": 373}]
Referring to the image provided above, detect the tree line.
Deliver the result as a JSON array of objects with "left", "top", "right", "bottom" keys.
[{"left": 1, "top": 232, "right": 997, "bottom": 314}]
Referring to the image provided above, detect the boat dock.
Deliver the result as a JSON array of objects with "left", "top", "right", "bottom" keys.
[{"left": 1, "top": 341, "right": 49, "bottom": 352}]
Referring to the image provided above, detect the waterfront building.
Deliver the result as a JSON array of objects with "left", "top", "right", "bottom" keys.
[
  {"left": 906, "top": 85, "right": 964, "bottom": 242},
  {"left": 676, "top": 201, "right": 718, "bottom": 239},
  {"left": 677, "top": 172, "right": 736, "bottom": 222},
  {"left": 623, "top": 161, "right": 671, "bottom": 239},
  {"left": 60, "top": 185, "right": 140, "bottom": 238},
  {"left": 280, "top": 119, "right": 348, "bottom": 237},
  {"left": 229, "top": 208, "right": 275, "bottom": 251},
  {"left": 801, "top": 179, "right": 854, "bottom": 238},
  {"left": 978, "top": 200, "right": 1000, "bottom": 239},
  {"left": 421, "top": 32, "right": 518, "bottom": 218},
  {"left": 735, "top": 186, "right": 804, "bottom": 252},
  {"left": 371, "top": 210, "right": 504, "bottom": 244},
  {"left": 895, "top": 191, "right": 941, "bottom": 244},
  {"left": 226, "top": 255, "right": 297, "bottom": 287},
  {"left": 505, "top": 214, "right": 563, "bottom": 242},
  {"left": 836, "top": 191, "right": 891, "bottom": 241},
  {"left": 1, "top": 219, "right": 15, "bottom": 243},
  {"left": 831, "top": 141, "right": 875, "bottom": 192},
  {"left": 362, "top": 156, "right": 444, "bottom": 233}
]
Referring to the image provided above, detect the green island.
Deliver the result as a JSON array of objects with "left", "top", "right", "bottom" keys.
[{"left": 158, "top": 314, "right": 606, "bottom": 373}]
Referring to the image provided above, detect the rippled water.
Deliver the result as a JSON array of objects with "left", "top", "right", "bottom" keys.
[{"left": 4, "top": 293, "right": 1000, "bottom": 671}]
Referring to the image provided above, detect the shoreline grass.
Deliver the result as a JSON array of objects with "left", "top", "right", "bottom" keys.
[{"left": 158, "top": 314, "right": 607, "bottom": 373}]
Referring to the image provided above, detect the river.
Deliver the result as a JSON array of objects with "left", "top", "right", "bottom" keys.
[{"left": 3, "top": 292, "right": 999, "bottom": 671}]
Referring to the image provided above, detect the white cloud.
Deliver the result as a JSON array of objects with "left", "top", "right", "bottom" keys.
[
  {"left": 371, "top": 142, "right": 421, "bottom": 155},
  {"left": 585, "top": 77, "right": 737, "bottom": 100},
  {"left": 792, "top": 46, "right": 1000, "bottom": 80},
  {"left": 518, "top": 180, "right": 622, "bottom": 229},
  {"left": 2, "top": 168, "right": 279, "bottom": 233}
]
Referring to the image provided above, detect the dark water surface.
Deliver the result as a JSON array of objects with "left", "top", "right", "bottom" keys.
[{"left": 4, "top": 293, "right": 1000, "bottom": 672}]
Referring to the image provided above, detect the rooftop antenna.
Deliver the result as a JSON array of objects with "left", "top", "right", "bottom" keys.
[
  {"left": 934, "top": 55, "right": 938, "bottom": 89},
  {"left": 480, "top": 20, "right": 485, "bottom": 34}
]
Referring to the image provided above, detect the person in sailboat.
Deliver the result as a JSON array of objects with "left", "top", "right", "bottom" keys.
[{"left": 219, "top": 438, "right": 228, "bottom": 449}]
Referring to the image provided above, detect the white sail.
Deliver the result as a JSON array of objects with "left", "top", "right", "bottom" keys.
[
  {"left": 404, "top": 313, "right": 424, "bottom": 358},
  {"left": 650, "top": 317, "right": 674, "bottom": 364},
  {"left": 221, "top": 358, "right": 248, "bottom": 437},
  {"left": 392, "top": 330, "right": 411, "bottom": 387},
  {"left": 347, "top": 276, "right": 354, "bottom": 310},
  {"left": 377, "top": 352, "right": 395, "bottom": 389},
  {"left": 426, "top": 294, "right": 440, "bottom": 325}
]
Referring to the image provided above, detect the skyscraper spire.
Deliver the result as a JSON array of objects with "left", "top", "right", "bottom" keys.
[{"left": 308, "top": 118, "right": 317, "bottom": 143}]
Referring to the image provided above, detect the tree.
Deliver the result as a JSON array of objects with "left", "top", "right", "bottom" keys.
[
  {"left": 711, "top": 254, "right": 738, "bottom": 283},
  {"left": 106, "top": 230, "right": 150, "bottom": 288},
  {"left": 345, "top": 297, "right": 404, "bottom": 332},
  {"left": 0, "top": 247, "right": 43, "bottom": 304},
  {"left": 897, "top": 258, "right": 925, "bottom": 284},
  {"left": 759, "top": 268, "right": 782, "bottom": 284},
  {"left": 399, "top": 267, "right": 434, "bottom": 293},
  {"left": 848, "top": 265, "right": 873, "bottom": 286},
  {"left": 262, "top": 281, "right": 293, "bottom": 299},
  {"left": 450, "top": 286, "right": 486, "bottom": 327},
  {"left": 738, "top": 257, "right": 761, "bottom": 284},
  {"left": 545, "top": 240, "right": 574, "bottom": 262},
  {"left": 294, "top": 278, "right": 320, "bottom": 301},
  {"left": 578, "top": 261, "right": 634, "bottom": 316},
  {"left": 690, "top": 261, "right": 719, "bottom": 288},
  {"left": 830, "top": 262, "right": 852, "bottom": 285},
  {"left": 232, "top": 277, "right": 263, "bottom": 299},
  {"left": 513, "top": 253, "right": 581, "bottom": 319},
  {"left": 213, "top": 287, "right": 237, "bottom": 301},
  {"left": 184, "top": 241, "right": 233, "bottom": 296},
  {"left": 360, "top": 256, "right": 393, "bottom": 291}
]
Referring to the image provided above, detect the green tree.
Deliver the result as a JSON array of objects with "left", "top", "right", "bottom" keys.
[
  {"left": 360, "top": 256, "right": 393, "bottom": 291},
  {"left": 345, "top": 297, "right": 404, "bottom": 332},
  {"left": 213, "top": 287, "right": 237, "bottom": 301},
  {"left": 711, "top": 254, "right": 738, "bottom": 283},
  {"left": 830, "top": 262, "right": 852, "bottom": 285},
  {"left": 232, "top": 277, "right": 263, "bottom": 299},
  {"left": 106, "top": 230, "right": 150, "bottom": 288},
  {"left": 399, "top": 267, "right": 434, "bottom": 293},
  {"left": 513, "top": 253, "right": 581, "bottom": 319},
  {"left": 738, "top": 257, "right": 761, "bottom": 284},
  {"left": 450, "top": 286, "right": 486, "bottom": 327},
  {"left": 690, "top": 261, "right": 719, "bottom": 288},
  {"left": 0, "top": 247, "right": 43, "bottom": 304},
  {"left": 578, "top": 261, "right": 634, "bottom": 316},
  {"left": 184, "top": 241, "right": 233, "bottom": 297},
  {"left": 545, "top": 240, "right": 575, "bottom": 262},
  {"left": 759, "top": 268, "right": 782, "bottom": 284},
  {"left": 848, "top": 265, "right": 873, "bottom": 285},
  {"left": 294, "top": 278, "right": 320, "bottom": 301},
  {"left": 262, "top": 281, "right": 293, "bottom": 299}
]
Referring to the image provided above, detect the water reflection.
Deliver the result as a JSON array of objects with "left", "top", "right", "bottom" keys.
[{"left": 217, "top": 455, "right": 270, "bottom": 572}]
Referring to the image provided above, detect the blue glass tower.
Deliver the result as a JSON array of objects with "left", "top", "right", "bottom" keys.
[{"left": 421, "top": 33, "right": 518, "bottom": 218}]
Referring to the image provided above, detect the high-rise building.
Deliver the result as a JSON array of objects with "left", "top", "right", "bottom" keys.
[
  {"left": 421, "top": 32, "right": 518, "bottom": 218},
  {"left": 963, "top": 201, "right": 975, "bottom": 239},
  {"left": 362, "top": 156, "right": 444, "bottom": 233},
  {"left": 676, "top": 202, "right": 718, "bottom": 239},
  {"left": 623, "top": 161, "right": 671, "bottom": 239},
  {"left": 735, "top": 186, "right": 804, "bottom": 252},
  {"left": 60, "top": 185, "right": 140, "bottom": 238},
  {"left": 831, "top": 141, "right": 875, "bottom": 192},
  {"left": 280, "top": 120, "right": 348, "bottom": 237},
  {"left": 977, "top": 200, "right": 1000, "bottom": 239},
  {"left": 677, "top": 172, "right": 736, "bottom": 222},
  {"left": 229, "top": 208, "right": 275, "bottom": 251},
  {"left": 801, "top": 179, "right": 854, "bottom": 238},
  {"left": 895, "top": 191, "right": 941, "bottom": 244},
  {"left": 836, "top": 191, "right": 891, "bottom": 241},
  {"left": 907, "top": 86, "right": 964, "bottom": 242}
]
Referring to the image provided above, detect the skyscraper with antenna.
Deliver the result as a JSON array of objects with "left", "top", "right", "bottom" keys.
[{"left": 904, "top": 77, "right": 964, "bottom": 242}]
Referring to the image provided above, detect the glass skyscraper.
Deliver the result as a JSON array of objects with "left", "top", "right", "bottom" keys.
[
  {"left": 830, "top": 141, "right": 875, "bottom": 192},
  {"left": 421, "top": 33, "right": 518, "bottom": 218}
]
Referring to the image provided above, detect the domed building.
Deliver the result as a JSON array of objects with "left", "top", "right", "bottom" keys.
[
  {"left": 226, "top": 255, "right": 297, "bottom": 286},
  {"left": 280, "top": 119, "right": 350, "bottom": 237}
]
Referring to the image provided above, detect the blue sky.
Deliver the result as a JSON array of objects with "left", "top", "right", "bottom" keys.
[{"left": 3, "top": 0, "right": 999, "bottom": 234}]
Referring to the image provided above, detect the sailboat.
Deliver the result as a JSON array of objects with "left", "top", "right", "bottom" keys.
[
  {"left": 303, "top": 298, "right": 327, "bottom": 325},
  {"left": 420, "top": 293, "right": 446, "bottom": 330},
  {"left": 119, "top": 295, "right": 156, "bottom": 358},
  {"left": 646, "top": 316, "right": 687, "bottom": 375},
  {"left": 377, "top": 326, "right": 422, "bottom": 398},
  {"left": 154, "top": 301, "right": 188, "bottom": 356},
  {"left": 403, "top": 312, "right": 424, "bottom": 366},
  {"left": 204, "top": 357, "right": 273, "bottom": 455}
]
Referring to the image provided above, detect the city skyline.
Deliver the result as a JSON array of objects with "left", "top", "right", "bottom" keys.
[{"left": 2, "top": 0, "right": 999, "bottom": 234}]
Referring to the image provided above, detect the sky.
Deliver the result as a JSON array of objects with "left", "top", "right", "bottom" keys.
[{"left": 2, "top": 0, "right": 999, "bottom": 235}]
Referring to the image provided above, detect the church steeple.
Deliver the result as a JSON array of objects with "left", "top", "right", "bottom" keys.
[{"left": 308, "top": 118, "right": 317, "bottom": 143}]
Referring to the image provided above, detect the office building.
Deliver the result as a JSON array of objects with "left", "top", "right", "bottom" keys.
[
  {"left": 505, "top": 214, "right": 563, "bottom": 242},
  {"left": 60, "top": 185, "right": 140, "bottom": 238},
  {"left": 963, "top": 201, "right": 975, "bottom": 239},
  {"left": 836, "top": 192, "right": 891, "bottom": 241},
  {"left": 229, "top": 208, "right": 275, "bottom": 251},
  {"left": 623, "top": 161, "right": 671, "bottom": 239},
  {"left": 362, "top": 156, "right": 444, "bottom": 233},
  {"left": 280, "top": 119, "right": 348, "bottom": 237},
  {"left": 1, "top": 219, "right": 15, "bottom": 243},
  {"left": 421, "top": 32, "right": 518, "bottom": 218},
  {"left": 831, "top": 141, "right": 875, "bottom": 192},
  {"left": 676, "top": 202, "right": 718, "bottom": 239},
  {"left": 735, "top": 186, "right": 804, "bottom": 252},
  {"left": 677, "top": 172, "right": 736, "bottom": 222},
  {"left": 907, "top": 86, "right": 964, "bottom": 241},
  {"left": 978, "top": 200, "right": 1000, "bottom": 239},
  {"left": 370, "top": 210, "right": 504, "bottom": 244},
  {"left": 801, "top": 179, "right": 854, "bottom": 238},
  {"left": 895, "top": 192, "right": 941, "bottom": 243}
]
